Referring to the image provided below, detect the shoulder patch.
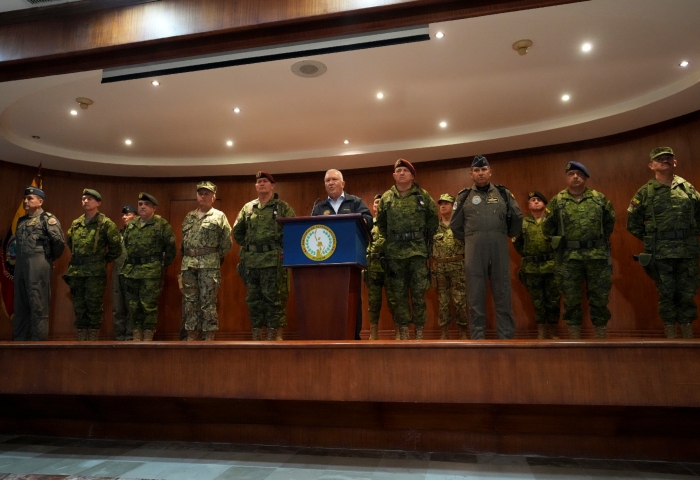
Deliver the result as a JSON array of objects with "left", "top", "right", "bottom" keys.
[
  {"left": 545, "top": 207, "right": 551, "bottom": 215},
  {"left": 629, "top": 197, "right": 640, "bottom": 208},
  {"left": 48, "top": 217, "right": 57, "bottom": 225}
]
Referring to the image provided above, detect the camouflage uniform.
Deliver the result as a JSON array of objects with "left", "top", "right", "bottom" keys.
[
  {"left": 543, "top": 188, "right": 615, "bottom": 328},
  {"left": 366, "top": 223, "right": 386, "bottom": 326},
  {"left": 13, "top": 209, "right": 65, "bottom": 341},
  {"left": 180, "top": 207, "right": 233, "bottom": 333},
  {"left": 626, "top": 175, "right": 700, "bottom": 330},
  {"left": 111, "top": 227, "right": 130, "bottom": 340},
  {"left": 233, "top": 193, "right": 295, "bottom": 330},
  {"left": 513, "top": 214, "right": 560, "bottom": 326},
  {"left": 432, "top": 221, "right": 467, "bottom": 328},
  {"left": 122, "top": 215, "right": 177, "bottom": 332},
  {"left": 376, "top": 184, "right": 438, "bottom": 330},
  {"left": 65, "top": 213, "right": 122, "bottom": 331}
]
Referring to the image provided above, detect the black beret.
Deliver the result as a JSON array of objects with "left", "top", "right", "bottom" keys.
[
  {"left": 121, "top": 204, "right": 137, "bottom": 214},
  {"left": 527, "top": 190, "right": 548, "bottom": 205}
]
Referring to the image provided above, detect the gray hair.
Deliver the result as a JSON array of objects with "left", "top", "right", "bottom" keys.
[{"left": 325, "top": 169, "right": 344, "bottom": 181}]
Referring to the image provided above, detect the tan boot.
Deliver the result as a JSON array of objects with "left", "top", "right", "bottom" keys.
[
  {"left": 87, "top": 329, "right": 100, "bottom": 341},
  {"left": 275, "top": 326, "right": 284, "bottom": 341},
  {"left": 567, "top": 325, "right": 581, "bottom": 339},
  {"left": 132, "top": 328, "right": 143, "bottom": 342},
  {"left": 186, "top": 330, "right": 199, "bottom": 341},
  {"left": 440, "top": 325, "right": 449, "bottom": 340},
  {"left": 458, "top": 324, "right": 469, "bottom": 340},
  {"left": 680, "top": 323, "right": 694, "bottom": 339},
  {"left": 664, "top": 324, "right": 677, "bottom": 339},
  {"left": 142, "top": 329, "right": 154, "bottom": 341},
  {"left": 547, "top": 324, "right": 559, "bottom": 339},
  {"left": 369, "top": 324, "right": 379, "bottom": 340},
  {"left": 266, "top": 328, "right": 277, "bottom": 340},
  {"left": 76, "top": 329, "right": 88, "bottom": 341},
  {"left": 204, "top": 331, "right": 216, "bottom": 341},
  {"left": 394, "top": 326, "right": 401, "bottom": 340},
  {"left": 537, "top": 324, "right": 547, "bottom": 340},
  {"left": 594, "top": 325, "right": 607, "bottom": 339},
  {"left": 252, "top": 328, "right": 262, "bottom": 341},
  {"left": 399, "top": 325, "right": 410, "bottom": 340},
  {"left": 414, "top": 325, "right": 424, "bottom": 340}
]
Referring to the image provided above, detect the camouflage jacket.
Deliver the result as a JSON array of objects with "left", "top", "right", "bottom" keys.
[
  {"left": 513, "top": 214, "right": 555, "bottom": 274},
  {"left": 121, "top": 214, "right": 177, "bottom": 279},
  {"left": 367, "top": 223, "right": 385, "bottom": 273},
  {"left": 376, "top": 183, "right": 438, "bottom": 260},
  {"left": 66, "top": 212, "right": 122, "bottom": 277},
  {"left": 626, "top": 175, "right": 700, "bottom": 259},
  {"left": 15, "top": 209, "right": 65, "bottom": 262},
  {"left": 543, "top": 188, "right": 615, "bottom": 261},
  {"left": 233, "top": 194, "right": 295, "bottom": 268},
  {"left": 432, "top": 221, "right": 464, "bottom": 273},
  {"left": 180, "top": 207, "right": 233, "bottom": 270}
]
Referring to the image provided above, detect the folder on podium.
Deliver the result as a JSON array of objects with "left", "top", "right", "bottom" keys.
[{"left": 278, "top": 214, "right": 370, "bottom": 340}]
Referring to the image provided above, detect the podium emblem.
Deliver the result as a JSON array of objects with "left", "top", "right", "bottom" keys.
[{"left": 301, "top": 225, "right": 337, "bottom": 261}]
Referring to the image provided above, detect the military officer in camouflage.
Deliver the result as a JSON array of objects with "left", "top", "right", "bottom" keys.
[
  {"left": 432, "top": 193, "right": 468, "bottom": 340},
  {"left": 513, "top": 191, "right": 560, "bottom": 339},
  {"left": 543, "top": 162, "right": 615, "bottom": 339},
  {"left": 13, "top": 186, "right": 65, "bottom": 341},
  {"left": 376, "top": 159, "right": 438, "bottom": 340},
  {"left": 627, "top": 147, "right": 700, "bottom": 339},
  {"left": 65, "top": 188, "right": 122, "bottom": 341},
  {"left": 180, "top": 181, "right": 233, "bottom": 341},
  {"left": 121, "top": 192, "right": 177, "bottom": 341},
  {"left": 233, "top": 171, "right": 295, "bottom": 341},
  {"left": 367, "top": 194, "right": 391, "bottom": 340},
  {"left": 451, "top": 155, "right": 523, "bottom": 340},
  {"left": 112, "top": 204, "right": 137, "bottom": 340}
]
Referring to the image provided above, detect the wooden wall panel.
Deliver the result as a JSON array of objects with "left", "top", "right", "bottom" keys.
[{"left": 2, "top": 112, "right": 700, "bottom": 340}]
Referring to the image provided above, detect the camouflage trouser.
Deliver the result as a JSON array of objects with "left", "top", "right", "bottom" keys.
[
  {"left": 244, "top": 266, "right": 282, "bottom": 329},
  {"left": 523, "top": 272, "right": 560, "bottom": 325},
  {"left": 67, "top": 275, "right": 107, "bottom": 329},
  {"left": 181, "top": 268, "right": 221, "bottom": 332},
  {"left": 385, "top": 256, "right": 429, "bottom": 327},
  {"left": 435, "top": 267, "right": 468, "bottom": 327},
  {"left": 367, "top": 270, "right": 385, "bottom": 325},
  {"left": 123, "top": 277, "right": 162, "bottom": 330},
  {"left": 278, "top": 267, "right": 289, "bottom": 329},
  {"left": 111, "top": 272, "right": 132, "bottom": 340},
  {"left": 558, "top": 259, "right": 611, "bottom": 327},
  {"left": 653, "top": 257, "right": 699, "bottom": 325}
]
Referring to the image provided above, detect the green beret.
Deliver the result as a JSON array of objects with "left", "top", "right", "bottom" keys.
[
  {"left": 650, "top": 147, "right": 674, "bottom": 160},
  {"left": 82, "top": 188, "right": 102, "bottom": 201},
  {"left": 196, "top": 180, "right": 217, "bottom": 193},
  {"left": 138, "top": 192, "right": 158, "bottom": 206},
  {"left": 438, "top": 193, "right": 455, "bottom": 204}
]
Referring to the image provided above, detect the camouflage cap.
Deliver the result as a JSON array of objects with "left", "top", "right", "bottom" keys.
[
  {"left": 373, "top": 193, "right": 382, "bottom": 201},
  {"left": 138, "top": 192, "right": 159, "bottom": 206},
  {"left": 471, "top": 155, "right": 489, "bottom": 168},
  {"left": 121, "top": 204, "right": 137, "bottom": 214},
  {"left": 565, "top": 161, "right": 590, "bottom": 178},
  {"left": 527, "top": 190, "right": 548, "bottom": 205},
  {"left": 82, "top": 188, "right": 102, "bottom": 201},
  {"left": 24, "top": 185, "right": 45, "bottom": 199},
  {"left": 196, "top": 180, "right": 217, "bottom": 193},
  {"left": 650, "top": 147, "right": 674, "bottom": 160},
  {"left": 256, "top": 171, "right": 275, "bottom": 183},
  {"left": 394, "top": 158, "right": 416, "bottom": 176},
  {"left": 438, "top": 193, "right": 455, "bottom": 204}
]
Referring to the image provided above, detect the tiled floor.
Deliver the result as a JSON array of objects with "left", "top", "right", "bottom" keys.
[{"left": 0, "top": 435, "right": 698, "bottom": 479}]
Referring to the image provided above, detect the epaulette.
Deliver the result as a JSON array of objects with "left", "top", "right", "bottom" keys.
[{"left": 457, "top": 187, "right": 470, "bottom": 196}]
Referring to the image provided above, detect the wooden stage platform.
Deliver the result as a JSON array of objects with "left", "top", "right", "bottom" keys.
[{"left": 1, "top": 340, "right": 699, "bottom": 462}]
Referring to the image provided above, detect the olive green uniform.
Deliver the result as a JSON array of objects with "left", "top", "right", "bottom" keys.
[
  {"left": 432, "top": 221, "right": 467, "bottom": 327},
  {"left": 366, "top": 223, "right": 386, "bottom": 326},
  {"left": 111, "top": 228, "right": 130, "bottom": 340}
]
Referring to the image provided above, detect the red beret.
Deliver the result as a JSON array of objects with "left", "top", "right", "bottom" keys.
[
  {"left": 394, "top": 158, "right": 416, "bottom": 176},
  {"left": 256, "top": 171, "right": 275, "bottom": 183}
]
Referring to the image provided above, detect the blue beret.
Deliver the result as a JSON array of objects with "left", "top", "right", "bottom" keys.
[
  {"left": 471, "top": 155, "right": 489, "bottom": 168},
  {"left": 565, "top": 161, "right": 590, "bottom": 178},
  {"left": 24, "top": 186, "right": 45, "bottom": 199}
]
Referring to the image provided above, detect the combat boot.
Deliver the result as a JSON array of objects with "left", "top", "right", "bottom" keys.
[
  {"left": 394, "top": 326, "right": 401, "bottom": 340},
  {"left": 594, "top": 325, "right": 607, "bottom": 339},
  {"left": 186, "top": 330, "right": 199, "bottom": 341},
  {"left": 567, "top": 325, "right": 581, "bottom": 339},
  {"left": 458, "top": 324, "right": 469, "bottom": 340},
  {"left": 252, "top": 328, "right": 262, "bottom": 341},
  {"left": 276, "top": 326, "right": 284, "bottom": 341},
  {"left": 204, "top": 331, "right": 216, "bottom": 341},
  {"left": 266, "top": 328, "right": 277, "bottom": 340},
  {"left": 76, "top": 329, "right": 88, "bottom": 341},
  {"left": 537, "top": 324, "right": 547, "bottom": 340},
  {"left": 399, "top": 325, "right": 410, "bottom": 340},
  {"left": 132, "top": 328, "right": 143, "bottom": 342},
  {"left": 680, "top": 323, "right": 694, "bottom": 339},
  {"left": 87, "top": 329, "right": 100, "bottom": 341},
  {"left": 414, "top": 325, "right": 424, "bottom": 340},
  {"left": 142, "top": 329, "right": 154, "bottom": 341},
  {"left": 440, "top": 325, "right": 449, "bottom": 340},
  {"left": 663, "top": 323, "right": 677, "bottom": 339},
  {"left": 369, "top": 324, "right": 379, "bottom": 340}
]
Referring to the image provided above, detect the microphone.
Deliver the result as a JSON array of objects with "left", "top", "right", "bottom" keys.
[{"left": 310, "top": 198, "right": 321, "bottom": 215}]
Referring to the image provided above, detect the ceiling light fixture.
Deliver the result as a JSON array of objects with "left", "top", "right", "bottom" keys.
[
  {"left": 562, "top": 94, "right": 571, "bottom": 102},
  {"left": 76, "top": 97, "right": 93, "bottom": 110},
  {"left": 512, "top": 39, "right": 533, "bottom": 56},
  {"left": 233, "top": 107, "right": 240, "bottom": 113},
  {"left": 70, "top": 110, "right": 78, "bottom": 116},
  {"left": 226, "top": 140, "right": 233, "bottom": 147},
  {"left": 151, "top": 80, "right": 160, "bottom": 86},
  {"left": 344, "top": 140, "right": 349, "bottom": 144},
  {"left": 376, "top": 92, "right": 384, "bottom": 99},
  {"left": 439, "top": 121, "right": 447, "bottom": 128},
  {"left": 581, "top": 43, "right": 592, "bottom": 52},
  {"left": 680, "top": 60, "right": 689, "bottom": 67},
  {"left": 435, "top": 32, "right": 444, "bottom": 39},
  {"left": 125, "top": 139, "right": 132, "bottom": 145},
  {"left": 32, "top": 136, "right": 40, "bottom": 139}
]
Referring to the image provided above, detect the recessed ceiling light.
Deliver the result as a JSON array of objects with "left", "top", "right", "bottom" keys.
[
  {"left": 70, "top": 110, "right": 78, "bottom": 116},
  {"left": 344, "top": 140, "right": 349, "bottom": 145},
  {"left": 680, "top": 60, "right": 689, "bottom": 67},
  {"left": 435, "top": 31, "right": 444, "bottom": 39},
  {"left": 226, "top": 140, "right": 233, "bottom": 147},
  {"left": 125, "top": 139, "right": 132, "bottom": 145},
  {"left": 439, "top": 121, "right": 447, "bottom": 128},
  {"left": 233, "top": 107, "right": 241, "bottom": 113},
  {"left": 376, "top": 92, "right": 384, "bottom": 99},
  {"left": 562, "top": 94, "right": 571, "bottom": 102},
  {"left": 581, "top": 43, "right": 592, "bottom": 52},
  {"left": 32, "top": 135, "right": 40, "bottom": 139},
  {"left": 151, "top": 80, "right": 160, "bottom": 86}
]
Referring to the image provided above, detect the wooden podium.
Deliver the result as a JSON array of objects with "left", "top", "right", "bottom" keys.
[{"left": 278, "top": 214, "right": 370, "bottom": 340}]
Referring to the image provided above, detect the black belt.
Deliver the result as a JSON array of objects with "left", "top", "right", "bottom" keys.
[
  {"left": 656, "top": 229, "right": 691, "bottom": 240},
  {"left": 69, "top": 255, "right": 102, "bottom": 266},
  {"left": 565, "top": 239, "right": 606, "bottom": 249},
  {"left": 391, "top": 231, "right": 423, "bottom": 241},
  {"left": 245, "top": 243, "right": 279, "bottom": 253},
  {"left": 126, "top": 255, "right": 161, "bottom": 265},
  {"left": 523, "top": 253, "right": 555, "bottom": 262}
]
